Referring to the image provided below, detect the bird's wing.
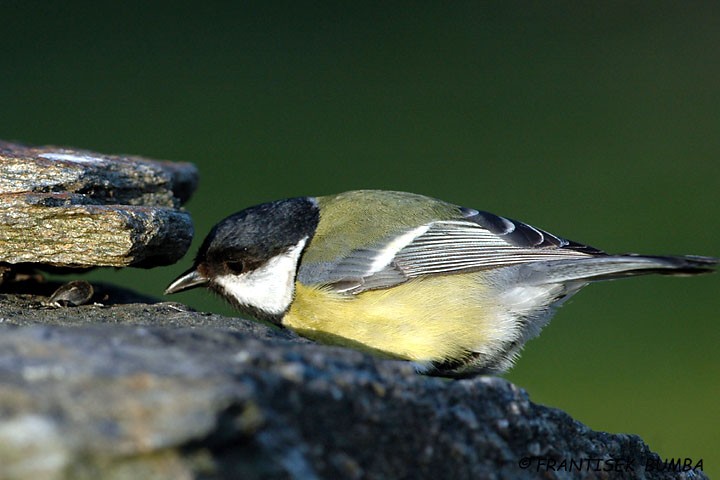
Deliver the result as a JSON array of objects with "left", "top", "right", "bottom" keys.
[{"left": 298, "top": 209, "right": 604, "bottom": 294}]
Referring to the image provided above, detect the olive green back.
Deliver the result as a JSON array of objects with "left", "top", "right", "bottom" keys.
[{"left": 304, "top": 190, "right": 463, "bottom": 264}]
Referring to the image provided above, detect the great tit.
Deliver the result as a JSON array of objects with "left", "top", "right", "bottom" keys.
[{"left": 165, "top": 190, "right": 717, "bottom": 377}]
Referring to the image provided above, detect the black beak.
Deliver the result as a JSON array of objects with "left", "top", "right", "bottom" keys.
[{"left": 164, "top": 267, "right": 208, "bottom": 295}]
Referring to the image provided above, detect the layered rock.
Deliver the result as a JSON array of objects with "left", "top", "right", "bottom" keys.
[{"left": 0, "top": 141, "right": 196, "bottom": 269}]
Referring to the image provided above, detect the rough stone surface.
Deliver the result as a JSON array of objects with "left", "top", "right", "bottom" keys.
[
  {"left": 0, "top": 141, "right": 197, "bottom": 269},
  {"left": 0, "top": 286, "right": 706, "bottom": 480},
  {"left": 0, "top": 141, "right": 197, "bottom": 207},
  {"left": 0, "top": 193, "right": 193, "bottom": 268}
]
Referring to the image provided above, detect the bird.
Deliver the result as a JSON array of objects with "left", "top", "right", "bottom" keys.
[{"left": 165, "top": 190, "right": 717, "bottom": 377}]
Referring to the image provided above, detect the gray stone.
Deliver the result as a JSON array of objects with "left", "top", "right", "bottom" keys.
[
  {"left": 0, "top": 289, "right": 705, "bottom": 480},
  {"left": 0, "top": 141, "right": 197, "bottom": 207},
  {"left": 0, "top": 141, "right": 196, "bottom": 269},
  {"left": 0, "top": 193, "right": 193, "bottom": 268}
]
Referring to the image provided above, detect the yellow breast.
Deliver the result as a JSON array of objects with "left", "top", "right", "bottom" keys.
[{"left": 282, "top": 274, "right": 512, "bottom": 364}]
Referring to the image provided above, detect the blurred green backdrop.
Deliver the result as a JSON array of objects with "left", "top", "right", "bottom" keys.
[{"left": 2, "top": 1, "right": 719, "bottom": 473}]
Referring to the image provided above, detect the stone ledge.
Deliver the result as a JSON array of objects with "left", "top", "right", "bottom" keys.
[
  {"left": 0, "top": 141, "right": 197, "bottom": 269},
  {"left": 0, "top": 291, "right": 704, "bottom": 480},
  {"left": 0, "top": 141, "right": 197, "bottom": 207}
]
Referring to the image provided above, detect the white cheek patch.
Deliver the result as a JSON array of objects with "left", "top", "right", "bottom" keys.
[{"left": 214, "top": 238, "right": 307, "bottom": 316}]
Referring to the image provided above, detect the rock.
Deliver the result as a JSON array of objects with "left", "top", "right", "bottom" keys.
[
  {"left": 0, "top": 141, "right": 197, "bottom": 207},
  {"left": 0, "top": 290, "right": 706, "bottom": 480},
  {"left": 0, "top": 141, "right": 196, "bottom": 269},
  {"left": 0, "top": 193, "right": 193, "bottom": 268}
]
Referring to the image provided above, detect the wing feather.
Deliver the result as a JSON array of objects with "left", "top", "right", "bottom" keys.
[
  {"left": 393, "top": 221, "right": 598, "bottom": 280},
  {"left": 301, "top": 209, "right": 604, "bottom": 294}
]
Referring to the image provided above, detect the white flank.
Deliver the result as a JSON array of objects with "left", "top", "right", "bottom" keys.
[
  {"left": 214, "top": 237, "right": 308, "bottom": 315},
  {"left": 498, "top": 284, "right": 563, "bottom": 313},
  {"left": 368, "top": 225, "right": 430, "bottom": 273}
]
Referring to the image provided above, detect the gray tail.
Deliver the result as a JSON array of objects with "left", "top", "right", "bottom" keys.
[{"left": 521, "top": 254, "right": 718, "bottom": 285}]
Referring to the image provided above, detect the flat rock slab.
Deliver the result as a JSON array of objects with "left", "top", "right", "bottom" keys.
[
  {"left": 0, "top": 141, "right": 197, "bottom": 207},
  {"left": 0, "top": 291, "right": 704, "bottom": 480},
  {"left": 0, "top": 193, "right": 193, "bottom": 268},
  {"left": 0, "top": 141, "right": 197, "bottom": 269}
]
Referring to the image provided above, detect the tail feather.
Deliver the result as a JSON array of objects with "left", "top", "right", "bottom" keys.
[{"left": 520, "top": 254, "right": 718, "bottom": 285}]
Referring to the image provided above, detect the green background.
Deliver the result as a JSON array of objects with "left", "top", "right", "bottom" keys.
[{"left": 3, "top": 1, "right": 719, "bottom": 473}]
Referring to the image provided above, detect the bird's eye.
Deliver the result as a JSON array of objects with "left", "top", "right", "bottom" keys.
[{"left": 225, "top": 261, "right": 245, "bottom": 274}]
